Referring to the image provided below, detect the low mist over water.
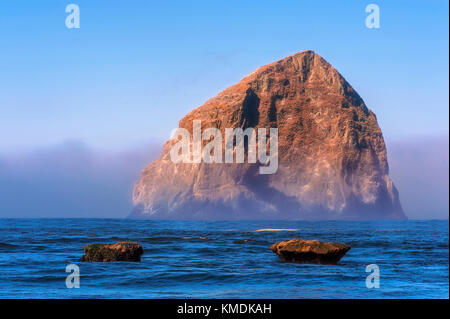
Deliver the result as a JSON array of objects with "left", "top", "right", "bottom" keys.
[
  {"left": 0, "top": 141, "right": 162, "bottom": 218},
  {"left": 0, "top": 136, "right": 448, "bottom": 219}
]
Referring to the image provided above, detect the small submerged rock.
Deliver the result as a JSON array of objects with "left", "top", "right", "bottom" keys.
[
  {"left": 79, "top": 242, "right": 143, "bottom": 262},
  {"left": 270, "top": 238, "right": 350, "bottom": 264},
  {"left": 233, "top": 239, "right": 251, "bottom": 244}
]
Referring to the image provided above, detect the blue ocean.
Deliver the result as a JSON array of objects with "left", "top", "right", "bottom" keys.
[{"left": 0, "top": 219, "right": 448, "bottom": 299}]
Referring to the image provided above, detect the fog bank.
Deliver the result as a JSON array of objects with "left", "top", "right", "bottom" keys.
[{"left": 0, "top": 136, "right": 448, "bottom": 219}]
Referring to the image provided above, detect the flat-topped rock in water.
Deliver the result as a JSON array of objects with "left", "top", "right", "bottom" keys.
[
  {"left": 270, "top": 238, "right": 350, "bottom": 264},
  {"left": 79, "top": 242, "right": 143, "bottom": 262}
]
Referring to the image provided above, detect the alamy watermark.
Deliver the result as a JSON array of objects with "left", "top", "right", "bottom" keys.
[
  {"left": 169, "top": 120, "right": 278, "bottom": 174},
  {"left": 365, "top": 264, "right": 380, "bottom": 288},
  {"left": 65, "top": 264, "right": 80, "bottom": 288},
  {"left": 365, "top": 4, "right": 380, "bottom": 29},
  {"left": 65, "top": 4, "right": 80, "bottom": 29}
]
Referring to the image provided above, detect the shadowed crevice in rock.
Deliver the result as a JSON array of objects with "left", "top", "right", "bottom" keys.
[
  {"left": 268, "top": 95, "right": 280, "bottom": 123},
  {"left": 240, "top": 88, "right": 260, "bottom": 129}
]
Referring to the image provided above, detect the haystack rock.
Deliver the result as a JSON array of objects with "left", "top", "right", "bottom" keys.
[{"left": 131, "top": 50, "right": 405, "bottom": 220}]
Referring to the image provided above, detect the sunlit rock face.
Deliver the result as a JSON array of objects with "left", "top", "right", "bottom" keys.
[{"left": 131, "top": 50, "right": 405, "bottom": 220}]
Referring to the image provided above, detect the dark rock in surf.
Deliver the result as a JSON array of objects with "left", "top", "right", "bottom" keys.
[{"left": 79, "top": 242, "right": 143, "bottom": 262}]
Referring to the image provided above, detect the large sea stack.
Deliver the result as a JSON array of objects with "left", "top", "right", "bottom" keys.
[{"left": 131, "top": 50, "right": 405, "bottom": 220}]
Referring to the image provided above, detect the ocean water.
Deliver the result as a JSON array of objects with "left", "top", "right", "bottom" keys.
[{"left": 0, "top": 219, "right": 447, "bottom": 299}]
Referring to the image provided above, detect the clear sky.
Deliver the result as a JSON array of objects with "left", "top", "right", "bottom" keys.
[
  {"left": 0, "top": 0, "right": 448, "bottom": 151},
  {"left": 0, "top": 1, "right": 448, "bottom": 218}
]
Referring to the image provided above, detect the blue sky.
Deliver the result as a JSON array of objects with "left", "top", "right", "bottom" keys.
[
  {"left": 0, "top": 0, "right": 448, "bottom": 151},
  {"left": 0, "top": 1, "right": 448, "bottom": 218}
]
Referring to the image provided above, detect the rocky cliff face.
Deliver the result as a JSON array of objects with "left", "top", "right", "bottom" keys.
[{"left": 131, "top": 50, "right": 405, "bottom": 220}]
